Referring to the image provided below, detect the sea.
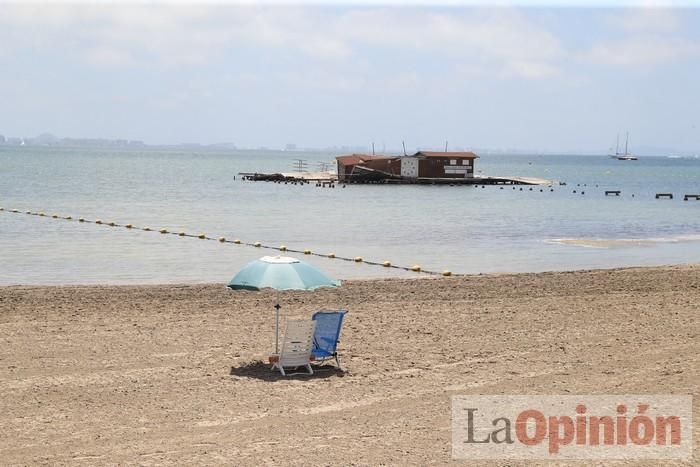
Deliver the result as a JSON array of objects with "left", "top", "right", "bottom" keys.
[{"left": 1, "top": 146, "right": 699, "bottom": 285}]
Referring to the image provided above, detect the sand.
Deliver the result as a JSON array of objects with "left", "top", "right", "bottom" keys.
[{"left": 1, "top": 265, "right": 698, "bottom": 466}]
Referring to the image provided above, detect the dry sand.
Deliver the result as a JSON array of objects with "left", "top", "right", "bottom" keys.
[{"left": 1, "top": 265, "right": 698, "bottom": 466}]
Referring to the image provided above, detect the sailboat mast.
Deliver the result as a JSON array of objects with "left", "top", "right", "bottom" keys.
[
  {"left": 616, "top": 133, "right": 620, "bottom": 155},
  {"left": 625, "top": 132, "right": 629, "bottom": 155}
]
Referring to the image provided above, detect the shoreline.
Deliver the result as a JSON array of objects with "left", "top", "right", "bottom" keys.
[
  {"left": 2, "top": 262, "right": 699, "bottom": 288},
  {"left": 2, "top": 263, "right": 698, "bottom": 464}
]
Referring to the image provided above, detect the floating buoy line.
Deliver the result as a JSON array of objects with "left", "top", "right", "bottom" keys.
[{"left": 0, "top": 207, "right": 452, "bottom": 276}]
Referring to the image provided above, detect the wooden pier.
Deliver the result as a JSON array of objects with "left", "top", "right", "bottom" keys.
[{"left": 238, "top": 172, "right": 555, "bottom": 186}]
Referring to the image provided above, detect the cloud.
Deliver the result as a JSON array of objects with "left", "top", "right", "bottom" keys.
[
  {"left": 582, "top": 8, "right": 699, "bottom": 66},
  {"left": 0, "top": 4, "right": 563, "bottom": 78},
  {"left": 334, "top": 8, "right": 563, "bottom": 78},
  {"left": 84, "top": 46, "right": 135, "bottom": 67},
  {"left": 615, "top": 7, "right": 682, "bottom": 33},
  {"left": 583, "top": 35, "right": 700, "bottom": 66}
]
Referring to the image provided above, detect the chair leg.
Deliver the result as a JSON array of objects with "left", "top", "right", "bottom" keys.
[
  {"left": 335, "top": 353, "right": 342, "bottom": 371},
  {"left": 279, "top": 365, "right": 286, "bottom": 376},
  {"left": 306, "top": 364, "right": 313, "bottom": 375}
]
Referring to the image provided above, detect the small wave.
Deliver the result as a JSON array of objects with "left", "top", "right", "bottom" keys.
[
  {"left": 666, "top": 155, "right": 700, "bottom": 159},
  {"left": 546, "top": 234, "right": 700, "bottom": 249}
]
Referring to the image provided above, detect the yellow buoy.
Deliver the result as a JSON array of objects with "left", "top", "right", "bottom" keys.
[
  {"left": 143, "top": 226, "right": 151, "bottom": 231},
  {"left": 304, "top": 249, "right": 311, "bottom": 255},
  {"left": 198, "top": 234, "right": 206, "bottom": 239},
  {"left": 0, "top": 207, "right": 3, "bottom": 211},
  {"left": 39, "top": 212, "right": 45, "bottom": 217},
  {"left": 179, "top": 231, "right": 186, "bottom": 236},
  {"left": 253, "top": 241, "right": 261, "bottom": 247},
  {"left": 125, "top": 223, "right": 132, "bottom": 228},
  {"left": 383, "top": 261, "right": 391, "bottom": 267},
  {"left": 65, "top": 216, "right": 72, "bottom": 220},
  {"left": 11, "top": 209, "right": 19, "bottom": 213},
  {"left": 354, "top": 256, "right": 363, "bottom": 262},
  {"left": 79, "top": 217, "right": 85, "bottom": 222},
  {"left": 159, "top": 228, "right": 168, "bottom": 234},
  {"left": 280, "top": 245, "right": 287, "bottom": 251},
  {"left": 442, "top": 270, "right": 452, "bottom": 276},
  {"left": 327, "top": 253, "right": 335, "bottom": 258},
  {"left": 234, "top": 239, "right": 241, "bottom": 244},
  {"left": 218, "top": 236, "right": 226, "bottom": 242},
  {"left": 52, "top": 214, "right": 58, "bottom": 218},
  {"left": 411, "top": 265, "right": 421, "bottom": 272},
  {"left": 95, "top": 219, "right": 102, "bottom": 224}
]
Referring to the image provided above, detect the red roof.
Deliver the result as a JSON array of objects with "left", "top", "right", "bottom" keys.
[
  {"left": 336, "top": 154, "right": 392, "bottom": 165},
  {"left": 414, "top": 151, "right": 479, "bottom": 159}
]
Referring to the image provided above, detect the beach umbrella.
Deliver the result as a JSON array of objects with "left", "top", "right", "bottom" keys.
[{"left": 227, "top": 255, "right": 340, "bottom": 354}]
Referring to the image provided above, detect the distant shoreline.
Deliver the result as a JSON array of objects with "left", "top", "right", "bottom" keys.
[{"left": 2, "top": 141, "right": 697, "bottom": 157}]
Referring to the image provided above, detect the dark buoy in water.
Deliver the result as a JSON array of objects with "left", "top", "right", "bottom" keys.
[
  {"left": 529, "top": 188, "right": 533, "bottom": 191},
  {"left": 573, "top": 190, "right": 577, "bottom": 193},
  {"left": 581, "top": 191, "right": 585, "bottom": 195}
]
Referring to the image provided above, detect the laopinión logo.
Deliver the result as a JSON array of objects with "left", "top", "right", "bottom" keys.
[{"left": 452, "top": 395, "right": 692, "bottom": 460}]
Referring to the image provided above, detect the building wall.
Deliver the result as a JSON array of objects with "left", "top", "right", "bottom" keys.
[
  {"left": 337, "top": 162, "right": 357, "bottom": 181},
  {"left": 363, "top": 158, "right": 401, "bottom": 175},
  {"left": 400, "top": 158, "right": 419, "bottom": 178},
  {"left": 418, "top": 158, "right": 474, "bottom": 178},
  {"left": 338, "top": 155, "right": 476, "bottom": 181}
]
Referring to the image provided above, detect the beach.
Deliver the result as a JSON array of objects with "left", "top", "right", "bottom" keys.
[{"left": 1, "top": 264, "right": 698, "bottom": 465}]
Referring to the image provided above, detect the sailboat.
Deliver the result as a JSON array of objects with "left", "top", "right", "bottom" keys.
[
  {"left": 616, "top": 132, "right": 637, "bottom": 160},
  {"left": 608, "top": 134, "right": 621, "bottom": 158}
]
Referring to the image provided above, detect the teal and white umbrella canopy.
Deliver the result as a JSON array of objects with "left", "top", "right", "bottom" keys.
[
  {"left": 227, "top": 256, "right": 340, "bottom": 291},
  {"left": 228, "top": 256, "right": 340, "bottom": 354}
]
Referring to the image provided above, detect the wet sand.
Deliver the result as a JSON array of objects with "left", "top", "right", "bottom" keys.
[{"left": 1, "top": 265, "right": 698, "bottom": 465}]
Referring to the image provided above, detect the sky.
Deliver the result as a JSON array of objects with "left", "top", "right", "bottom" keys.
[{"left": 1, "top": 1, "right": 699, "bottom": 153}]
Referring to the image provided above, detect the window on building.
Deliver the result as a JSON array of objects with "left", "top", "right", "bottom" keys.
[{"left": 450, "top": 159, "right": 456, "bottom": 165}]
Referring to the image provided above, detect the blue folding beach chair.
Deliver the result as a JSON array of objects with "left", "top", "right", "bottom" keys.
[{"left": 311, "top": 310, "right": 347, "bottom": 370}]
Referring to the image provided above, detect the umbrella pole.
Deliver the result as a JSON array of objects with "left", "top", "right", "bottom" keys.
[{"left": 274, "top": 303, "right": 281, "bottom": 355}]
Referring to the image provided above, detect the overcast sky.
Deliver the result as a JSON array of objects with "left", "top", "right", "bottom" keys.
[{"left": 1, "top": 1, "right": 699, "bottom": 152}]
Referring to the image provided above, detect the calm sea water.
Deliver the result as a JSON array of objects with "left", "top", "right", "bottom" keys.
[{"left": 1, "top": 146, "right": 699, "bottom": 285}]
